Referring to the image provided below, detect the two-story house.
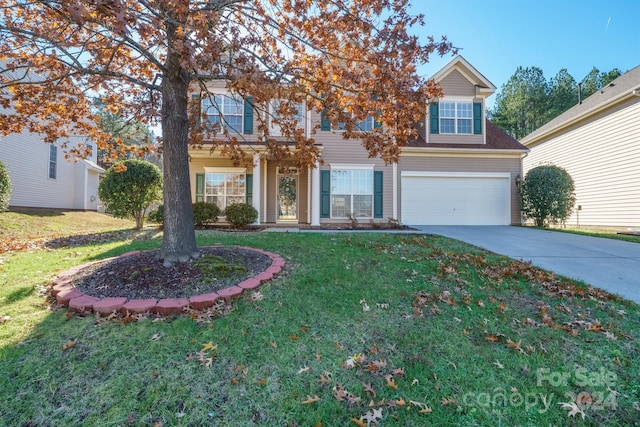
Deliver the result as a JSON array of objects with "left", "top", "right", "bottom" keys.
[{"left": 187, "top": 56, "right": 528, "bottom": 226}]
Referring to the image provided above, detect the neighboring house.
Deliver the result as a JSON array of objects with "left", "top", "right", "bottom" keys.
[
  {"left": 188, "top": 55, "right": 527, "bottom": 226},
  {"left": 521, "top": 66, "right": 640, "bottom": 228},
  {"left": 0, "top": 132, "right": 104, "bottom": 210}
]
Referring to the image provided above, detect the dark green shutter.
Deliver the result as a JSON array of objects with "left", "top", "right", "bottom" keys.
[
  {"left": 245, "top": 174, "right": 253, "bottom": 205},
  {"left": 195, "top": 173, "right": 204, "bottom": 202},
  {"left": 320, "top": 170, "right": 330, "bottom": 218},
  {"left": 429, "top": 102, "right": 439, "bottom": 134},
  {"left": 321, "top": 109, "right": 331, "bottom": 131},
  {"left": 244, "top": 96, "right": 254, "bottom": 134},
  {"left": 373, "top": 171, "right": 383, "bottom": 218},
  {"left": 473, "top": 102, "right": 482, "bottom": 135},
  {"left": 192, "top": 94, "right": 201, "bottom": 127}
]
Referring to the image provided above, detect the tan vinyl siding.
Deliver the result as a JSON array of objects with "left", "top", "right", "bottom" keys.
[
  {"left": 265, "top": 161, "right": 278, "bottom": 223},
  {"left": 524, "top": 98, "right": 640, "bottom": 227},
  {"left": 399, "top": 155, "right": 523, "bottom": 225},
  {"left": 312, "top": 111, "right": 394, "bottom": 223},
  {"left": 439, "top": 70, "right": 477, "bottom": 97},
  {"left": 298, "top": 168, "right": 309, "bottom": 223}
]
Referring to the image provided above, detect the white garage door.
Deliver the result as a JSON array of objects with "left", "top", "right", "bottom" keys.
[{"left": 401, "top": 172, "right": 511, "bottom": 225}]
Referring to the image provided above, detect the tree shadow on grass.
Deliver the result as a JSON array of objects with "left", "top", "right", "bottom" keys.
[{"left": 44, "top": 229, "right": 162, "bottom": 256}]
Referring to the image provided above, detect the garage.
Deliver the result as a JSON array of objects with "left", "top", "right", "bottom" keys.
[{"left": 401, "top": 172, "right": 511, "bottom": 225}]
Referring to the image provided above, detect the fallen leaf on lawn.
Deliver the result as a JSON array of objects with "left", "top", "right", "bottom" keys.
[
  {"left": 441, "top": 397, "right": 456, "bottom": 406},
  {"left": 315, "top": 422, "right": 322, "bottom": 427},
  {"left": 391, "top": 367, "right": 405, "bottom": 376},
  {"left": 362, "top": 407, "right": 383, "bottom": 424},
  {"left": 233, "top": 364, "right": 245, "bottom": 374},
  {"left": 319, "top": 374, "right": 332, "bottom": 385},
  {"left": 395, "top": 398, "right": 406, "bottom": 406},
  {"left": 270, "top": 341, "right": 278, "bottom": 348},
  {"left": 559, "top": 401, "right": 586, "bottom": 419},
  {"left": 333, "top": 385, "right": 347, "bottom": 401},
  {"left": 385, "top": 375, "right": 398, "bottom": 389},
  {"left": 350, "top": 417, "right": 367, "bottom": 427},
  {"left": 605, "top": 331, "right": 617, "bottom": 340},
  {"left": 250, "top": 291, "right": 264, "bottom": 301},
  {"left": 493, "top": 360, "right": 504, "bottom": 369},
  {"left": 63, "top": 340, "right": 76, "bottom": 351},
  {"left": 302, "top": 395, "right": 321, "bottom": 404},
  {"left": 230, "top": 378, "right": 239, "bottom": 385},
  {"left": 316, "top": 353, "right": 322, "bottom": 361},
  {"left": 410, "top": 400, "right": 433, "bottom": 413},
  {"left": 362, "top": 382, "right": 376, "bottom": 397},
  {"left": 288, "top": 334, "right": 299, "bottom": 341},
  {"left": 297, "top": 365, "right": 311, "bottom": 374},
  {"left": 485, "top": 334, "right": 500, "bottom": 342},
  {"left": 0, "top": 315, "right": 11, "bottom": 324},
  {"left": 633, "top": 401, "right": 640, "bottom": 411},
  {"left": 506, "top": 338, "right": 525, "bottom": 354},
  {"left": 411, "top": 378, "right": 419, "bottom": 385},
  {"left": 201, "top": 341, "right": 218, "bottom": 352},
  {"left": 150, "top": 333, "right": 162, "bottom": 341}
]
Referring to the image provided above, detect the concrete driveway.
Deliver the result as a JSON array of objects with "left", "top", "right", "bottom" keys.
[{"left": 413, "top": 226, "right": 640, "bottom": 304}]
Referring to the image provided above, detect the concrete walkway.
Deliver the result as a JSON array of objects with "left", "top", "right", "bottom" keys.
[{"left": 413, "top": 226, "right": 640, "bottom": 303}]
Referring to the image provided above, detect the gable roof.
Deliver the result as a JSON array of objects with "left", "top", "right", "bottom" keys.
[
  {"left": 432, "top": 55, "right": 496, "bottom": 95},
  {"left": 406, "top": 119, "right": 527, "bottom": 151},
  {"left": 521, "top": 65, "right": 640, "bottom": 145}
]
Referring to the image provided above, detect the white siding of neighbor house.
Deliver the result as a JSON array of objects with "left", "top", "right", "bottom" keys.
[
  {"left": 523, "top": 98, "right": 640, "bottom": 228},
  {"left": 0, "top": 131, "right": 101, "bottom": 210}
]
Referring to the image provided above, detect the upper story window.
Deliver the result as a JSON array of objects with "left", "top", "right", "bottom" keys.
[
  {"left": 331, "top": 114, "right": 378, "bottom": 132},
  {"left": 439, "top": 101, "right": 473, "bottom": 134},
  {"left": 203, "top": 94, "right": 244, "bottom": 134},
  {"left": 270, "top": 100, "right": 304, "bottom": 136},
  {"left": 48, "top": 144, "right": 57, "bottom": 179}
]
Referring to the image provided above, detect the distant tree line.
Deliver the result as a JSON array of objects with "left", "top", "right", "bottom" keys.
[{"left": 489, "top": 66, "right": 623, "bottom": 140}]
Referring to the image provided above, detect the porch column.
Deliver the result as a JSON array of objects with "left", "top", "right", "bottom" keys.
[
  {"left": 392, "top": 162, "right": 398, "bottom": 220},
  {"left": 311, "top": 161, "right": 320, "bottom": 226},
  {"left": 252, "top": 153, "right": 261, "bottom": 225}
]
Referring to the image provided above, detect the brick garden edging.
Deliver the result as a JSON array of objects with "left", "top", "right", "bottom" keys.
[{"left": 50, "top": 246, "right": 285, "bottom": 316}]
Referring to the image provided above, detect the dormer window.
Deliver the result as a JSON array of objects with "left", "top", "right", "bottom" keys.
[
  {"left": 439, "top": 101, "right": 473, "bottom": 134},
  {"left": 429, "top": 100, "right": 482, "bottom": 136}
]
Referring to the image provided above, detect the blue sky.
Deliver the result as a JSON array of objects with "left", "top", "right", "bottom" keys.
[{"left": 410, "top": 0, "right": 640, "bottom": 108}]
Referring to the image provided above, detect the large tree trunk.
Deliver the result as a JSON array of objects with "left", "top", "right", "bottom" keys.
[{"left": 160, "top": 45, "right": 198, "bottom": 264}]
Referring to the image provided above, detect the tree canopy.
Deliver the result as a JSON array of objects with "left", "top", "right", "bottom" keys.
[
  {"left": 0, "top": 0, "right": 454, "bottom": 264},
  {"left": 490, "top": 65, "right": 624, "bottom": 140}
]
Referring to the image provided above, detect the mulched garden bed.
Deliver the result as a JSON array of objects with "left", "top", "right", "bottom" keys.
[{"left": 70, "top": 246, "right": 273, "bottom": 300}]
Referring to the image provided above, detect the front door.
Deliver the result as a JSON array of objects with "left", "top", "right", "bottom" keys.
[{"left": 278, "top": 169, "right": 297, "bottom": 222}]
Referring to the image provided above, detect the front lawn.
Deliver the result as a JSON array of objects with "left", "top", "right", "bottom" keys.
[{"left": 1, "top": 230, "right": 639, "bottom": 426}]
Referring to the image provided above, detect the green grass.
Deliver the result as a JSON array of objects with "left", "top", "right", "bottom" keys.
[
  {"left": 532, "top": 226, "right": 640, "bottom": 244},
  {"left": 1, "top": 229, "right": 639, "bottom": 426},
  {"left": 0, "top": 208, "right": 136, "bottom": 240}
]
